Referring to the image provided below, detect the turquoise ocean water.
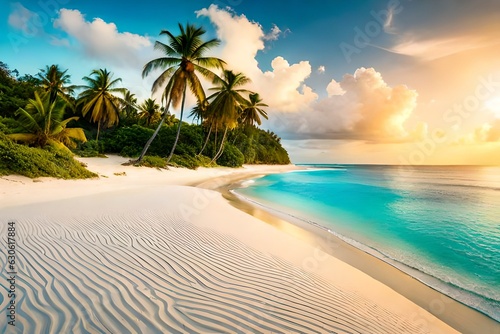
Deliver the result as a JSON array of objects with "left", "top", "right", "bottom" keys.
[{"left": 235, "top": 165, "right": 500, "bottom": 321}]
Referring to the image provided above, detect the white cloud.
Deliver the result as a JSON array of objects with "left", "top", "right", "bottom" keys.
[
  {"left": 8, "top": 3, "right": 44, "bottom": 36},
  {"left": 326, "top": 79, "right": 344, "bottom": 96},
  {"left": 317, "top": 65, "right": 326, "bottom": 74},
  {"left": 196, "top": 5, "right": 264, "bottom": 79},
  {"left": 383, "top": 5, "right": 397, "bottom": 34},
  {"left": 278, "top": 67, "right": 420, "bottom": 142},
  {"left": 264, "top": 24, "right": 282, "bottom": 41},
  {"left": 458, "top": 120, "right": 500, "bottom": 144},
  {"left": 196, "top": 6, "right": 421, "bottom": 140},
  {"left": 383, "top": 2, "right": 500, "bottom": 61},
  {"left": 197, "top": 5, "right": 317, "bottom": 113},
  {"left": 260, "top": 57, "right": 318, "bottom": 112},
  {"left": 389, "top": 36, "right": 495, "bottom": 61},
  {"left": 49, "top": 36, "right": 70, "bottom": 47},
  {"left": 53, "top": 9, "right": 152, "bottom": 68}
]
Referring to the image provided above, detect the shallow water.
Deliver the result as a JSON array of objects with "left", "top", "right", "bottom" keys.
[{"left": 235, "top": 165, "right": 500, "bottom": 321}]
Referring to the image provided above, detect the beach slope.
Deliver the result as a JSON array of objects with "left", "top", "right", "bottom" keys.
[{"left": 0, "top": 156, "right": 459, "bottom": 333}]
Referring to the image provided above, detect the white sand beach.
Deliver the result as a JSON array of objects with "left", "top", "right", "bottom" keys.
[{"left": 0, "top": 156, "right": 489, "bottom": 333}]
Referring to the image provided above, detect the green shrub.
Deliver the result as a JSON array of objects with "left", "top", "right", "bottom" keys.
[
  {"left": 101, "top": 124, "right": 154, "bottom": 156},
  {"left": 74, "top": 140, "right": 104, "bottom": 157},
  {"left": 168, "top": 154, "right": 215, "bottom": 170},
  {"left": 100, "top": 123, "right": 205, "bottom": 158},
  {"left": 217, "top": 143, "right": 245, "bottom": 167},
  {"left": 139, "top": 155, "right": 167, "bottom": 168},
  {"left": 236, "top": 128, "right": 290, "bottom": 164},
  {"left": 0, "top": 132, "right": 96, "bottom": 179},
  {"left": 0, "top": 117, "right": 14, "bottom": 134}
]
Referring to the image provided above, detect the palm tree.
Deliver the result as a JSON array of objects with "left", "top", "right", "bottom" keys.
[
  {"left": 207, "top": 70, "right": 251, "bottom": 162},
  {"left": 241, "top": 93, "right": 268, "bottom": 127},
  {"left": 189, "top": 99, "right": 208, "bottom": 125},
  {"left": 8, "top": 92, "right": 86, "bottom": 149},
  {"left": 140, "top": 23, "right": 225, "bottom": 163},
  {"left": 121, "top": 89, "right": 138, "bottom": 121},
  {"left": 37, "top": 64, "right": 75, "bottom": 106},
  {"left": 77, "top": 69, "right": 125, "bottom": 142},
  {"left": 232, "top": 93, "right": 269, "bottom": 145},
  {"left": 192, "top": 100, "right": 214, "bottom": 156},
  {"left": 139, "top": 98, "right": 160, "bottom": 126}
]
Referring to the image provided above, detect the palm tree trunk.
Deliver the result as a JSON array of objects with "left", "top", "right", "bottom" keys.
[
  {"left": 211, "top": 126, "right": 228, "bottom": 164},
  {"left": 96, "top": 121, "right": 101, "bottom": 143},
  {"left": 213, "top": 126, "right": 218, "bottom": 158},
  {"left": 197, "top": 119, "right": 213, "bottom": 156},
  {"left": 166, "top": 85, "right": 187, "bottom": 163},
  {"left": 232, "top": 127, "right": 242, "bottom": 145},
  {"left": 45, "top": 101, "right": 53, "bottom": 136},
  {"left": 134, "top": 102, "right": 171, "bottom": 164}
]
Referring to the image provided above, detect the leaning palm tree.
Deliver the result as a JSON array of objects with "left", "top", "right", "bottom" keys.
[
  {"left": 77, "top": 69, "right": 125, "bottom": 142},
  {"left": 207, "top": 70, "right": 252, "bottom": 163},
  {"left": 37, "top": 64, "right": 75, "bottom": 106},
  {"left": 8, "top": 92, "right": 86, "bottom": 149},
  {"left": 140, "top": 23, "right": 225, "bottom": 163},
  {"left": 139, "top": 98, "right": 160, "bottom": 126}
]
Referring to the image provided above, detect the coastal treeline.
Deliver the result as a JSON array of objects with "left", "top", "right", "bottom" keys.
[{"left": 0, "top": 23, "right": 290, "bottom": 177}]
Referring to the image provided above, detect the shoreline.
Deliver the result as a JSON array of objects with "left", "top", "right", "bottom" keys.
[
  {"left": 0, "top": 155, "right": 495, "bottom": 333},
  {"left": 199, "top": 169, "right": 500, "bottom": 333}
]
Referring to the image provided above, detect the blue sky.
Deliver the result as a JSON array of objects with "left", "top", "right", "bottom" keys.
[
  {"left": 2, "top": 1, "right": 376, "bottom": 85},
  {"left": 2, "top": 1, "right": 500, "bottom": 164}
]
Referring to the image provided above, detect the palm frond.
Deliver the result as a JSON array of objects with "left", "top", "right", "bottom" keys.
[
  {"left": 63, "top": 128, "right": 87, "bottom": 142},
  {"left": 160, "top": 28, "right": 182, "bottom": 54},
  {"left": 15, "top": 107, "right": 40, "bottom": 132},
  {"left": 170, "top": 75, "right": 187, "bottom": 108},
  {"left": 149, "top": 66, "right": 177, "bottom": 92},
  {"left": 78, "top": 68, "right": 123, "bottom": 132},
  {"left": 143, "top": 56, "right": 181, "bottom": 78},
  {"left": 7, "top": 133, "right": 37, "bottom": 143},
  {"left": 153, "top": 41, "right": 178, "bottom": 57},
  {"left": 186, "top": 72, "right": 206, "bottom": 103},
  {"left": 193, "top": 64, "right": 220, "bottom": 83},
  {"left": 191, "top": 39, "right": 221, "bottom": 59}
]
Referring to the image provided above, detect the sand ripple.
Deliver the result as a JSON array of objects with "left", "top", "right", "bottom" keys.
[{"left": 0, "top": 188, "right": 431, "bottom": 333}]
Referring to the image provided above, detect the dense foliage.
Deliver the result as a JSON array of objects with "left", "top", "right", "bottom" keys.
[
  {"left": 0, "top": 132, "right": 96, "bottom": 179},
  {"left": 7, "top": 92, "right": 86, "bottom": 149},
  {"left": 231, "top": 128, "right": 290, "bottom": 165},
  {"left": 93, "top": 122, "right": 289, "bottom": 169},
  {"left": 1, "top": 25, "right": 291, "bottom": 177},
  {"left": 0, "top": 62, "right": 39, "bottom": 119}
]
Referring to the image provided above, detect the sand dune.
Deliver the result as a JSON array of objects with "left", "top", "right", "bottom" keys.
[{"left": 0, "top": 157, "right": 459, "bottom": 333}]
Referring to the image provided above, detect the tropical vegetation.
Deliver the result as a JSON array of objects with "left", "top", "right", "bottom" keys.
[
  {"left": 0, "top": 132, "right": 96, "bottom": 179},
  {"left": 7, "top": 91, "right": 86, "bottom": 149},
  {"left": 37, "top": 64, "right": 75, "bottom": 107},
  {"left": 0, "top": 21, "right": 290, "bottom": 179},
  {"left": 77, "top": 69, "right": 125, "bottom": 142},
  {"left": 139, "top": 23, "right": 225, "bottom": 163},
  {"left": 205, "top": 70, "right": 251, "bottom": 163}
]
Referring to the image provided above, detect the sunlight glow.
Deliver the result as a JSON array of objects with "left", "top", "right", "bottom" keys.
[{"left": 485, "top": 97, "right": 500, "bottom": 118}]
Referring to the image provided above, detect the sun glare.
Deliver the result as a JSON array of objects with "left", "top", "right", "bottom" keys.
[{"left": 485, "top": 97, "right": 500, "bottom": 118}]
